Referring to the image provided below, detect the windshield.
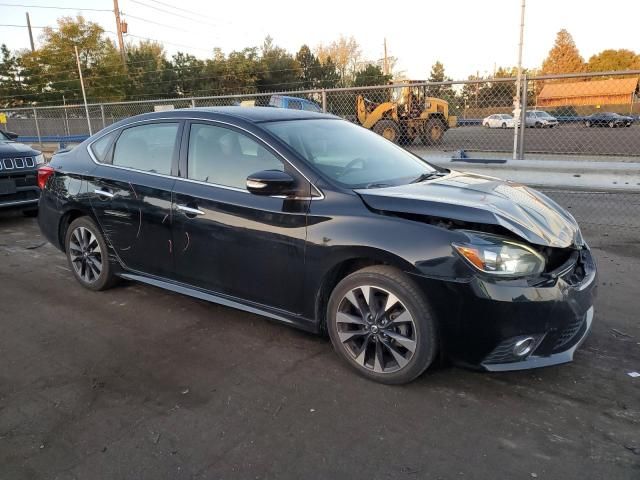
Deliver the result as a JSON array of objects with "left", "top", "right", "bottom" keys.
[
  {"left": 263, "top": 119, "right": 436, "bottom": 188},
  {"left": 537, "top": 111, "right": 552, "bottom": 118}
]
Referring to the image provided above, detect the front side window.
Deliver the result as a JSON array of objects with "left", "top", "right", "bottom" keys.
[
  {"left": 263, "top": 119, "right": 436, "bottom": 188},
  {"left": 112, "top": 123, "right": 179, "bottom": 174},
  {"left": 303, "top": 101, "right": 321, "bottom": 112},
  {"left": 287, "top": 100, "right": 303, "bottom": 110},
  {"left": 187, "top": 123, "right": 284, "bottom": 189}
]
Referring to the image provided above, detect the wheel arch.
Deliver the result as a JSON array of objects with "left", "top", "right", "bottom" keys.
[
  {"left": 58, "top": 206, "right": 100, "bottom": 253},
  {"left": 313, "top": 249, "right": 417, "bottom": 334}
]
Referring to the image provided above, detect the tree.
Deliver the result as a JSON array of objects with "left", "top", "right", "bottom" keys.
[
  {"left": 353, "top": 64, "right": 391, "bottom": 87},
  {"left": 21, "top": 15, "right": 126, "bottom": 104},
  {"left": 0, "top": 44, "right": 30, "bottom": 107},
  {"left": 587, "top": 49, "right": 640, "bottom": 72},
  {"left": 256, "top": 36, "right": 300, "bottom": 92},
  {"left": 315, "top": 35, "right": 361, "bottom": 85},
  {"left": 171, "top": 52, "right": 205, "bottom": 96},
  {"left": 541, "top": 29, "right": 585, "bottom": 75},
  {"left": 295, "top": 45, "right": 321, "bottom": 89},
  {"left": 426, "top": 61, "right": 456, "bottom": 104},
  {"left": 126, "top": 41, "right": 175, "bottom": 100}
]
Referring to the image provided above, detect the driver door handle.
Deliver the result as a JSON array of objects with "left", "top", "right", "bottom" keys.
[
  {"left": 177, "top": 204, "right": 205, "bottom": 216},
  {"left": 94, "top": 189, "right": 114, "bottom": 198}
]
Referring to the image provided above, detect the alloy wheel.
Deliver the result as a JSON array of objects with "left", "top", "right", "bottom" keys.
[
  {"left": 69, "top": 226, "right": 103, "bottom": 283},
  {"left": 336, "top": 285, "right": 417, "bottom": 373}
]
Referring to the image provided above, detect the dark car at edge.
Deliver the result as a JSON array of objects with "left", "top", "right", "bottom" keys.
[
  {"left": 0, "top": 129, "right": 45, "bottom": 216},
  {"left": 37, "top": 107, "right": 597, "bottom": 384},
  {"left": 584, "top": 112, "right": 633, "bottom": 128}
]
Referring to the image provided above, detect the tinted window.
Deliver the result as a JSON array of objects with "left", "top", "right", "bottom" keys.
[
  {"left": 187, "top": 123, "right": 284, "bottom": 189},
  {"left": 112, "top": 123, "right": 179, "bottom": 174},
  {"left": 302, "top": 102, "right": 321, "bottom": 112},
  {"left": 90, "top": 130, "right": 118, "bottom": 163},
  {"left": 264, "top": 119, "right": 436, "bottom": 188},
  {"left": 288, "top": 100, "right": 303, "bottom": 110}
]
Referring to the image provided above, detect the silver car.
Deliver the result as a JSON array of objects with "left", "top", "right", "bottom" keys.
[{"left": 525, "top": 110, "right": 559, "bottom": 128}]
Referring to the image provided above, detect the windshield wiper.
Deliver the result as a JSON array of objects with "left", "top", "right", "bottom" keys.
[
  {"left": 410, "top": 171, "right": 447, "bottom": 184},
  {"left": 365, "top": 182, "right": 393, "bottom": 189}
]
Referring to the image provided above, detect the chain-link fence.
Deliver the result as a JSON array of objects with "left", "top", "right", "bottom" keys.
[
  {"left": 1, "top": 71, "right": 638, "bottom": 232},
  {"left": 2, "top": 70, "right": 639, "bottom": 159}
]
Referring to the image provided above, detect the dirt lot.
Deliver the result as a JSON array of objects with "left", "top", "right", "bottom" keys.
[{"left": 1, "top": 211, "right": 639, "bottom": 480}]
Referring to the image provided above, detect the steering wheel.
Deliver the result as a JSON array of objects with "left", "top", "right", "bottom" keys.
[{"left": 339, "top": 157, "right": 367, "bottom": 178}]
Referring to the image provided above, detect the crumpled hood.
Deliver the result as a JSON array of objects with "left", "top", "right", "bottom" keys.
[{"left": 356, "top": 170, "right": 582, "bottom": 248}]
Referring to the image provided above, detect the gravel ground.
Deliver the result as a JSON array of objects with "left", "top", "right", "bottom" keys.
[{"left": 0, "top": 211, "right": 639, "bottom": 480}]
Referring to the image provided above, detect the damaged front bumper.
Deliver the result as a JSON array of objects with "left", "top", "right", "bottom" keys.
[{"left": 412, "top": 246, "right": 597, "bottom": 371}]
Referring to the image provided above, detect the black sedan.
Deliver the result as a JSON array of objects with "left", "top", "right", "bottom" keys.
[
  {"left": 37, "top": 108, "right": 596, "bottom": 384},
  {"left": 0, "top": 129, "right": 45, "bottom": 216},
  {"left": 584, "top": 112, "right": 633, "bottom": 128}
]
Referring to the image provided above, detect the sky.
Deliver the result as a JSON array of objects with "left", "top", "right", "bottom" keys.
[{"left": 1, "top": 0, "right": 639, "bottom": 80}]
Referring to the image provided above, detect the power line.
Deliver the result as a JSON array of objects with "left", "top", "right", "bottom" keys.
[
  {"left": 123, "top": 13, "right": 188, "bottom": 32},
  {"left": 128, "top": 0, "right": 220, "bottom": 28},
  {"left": 0, "top": 2, "right": 112, "bottom": 12},
  {"left": 145, "top": 0, "right": 215, "bottom": 20}
]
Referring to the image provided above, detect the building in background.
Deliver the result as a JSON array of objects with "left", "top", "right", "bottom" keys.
[{"left": 537, "top": 77, "right": 639, "bottom": 113}]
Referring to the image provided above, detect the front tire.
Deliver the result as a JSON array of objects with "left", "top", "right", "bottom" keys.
[
  {"left": 65, "top": 216, "right": 118, "bottom": 291},
  {"left": 609, "top": 121, "right": 616, "bottom": 128},
  {"left": 327, "top": 266, "right": 438, "bottom": 384},
  {"left": 372, "top": 119, "right": 401, "bottom": 143}
]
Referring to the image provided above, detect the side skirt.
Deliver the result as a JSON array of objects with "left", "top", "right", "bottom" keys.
[{"left": 119, "top": 272, "right": 319, "bottom": 334}]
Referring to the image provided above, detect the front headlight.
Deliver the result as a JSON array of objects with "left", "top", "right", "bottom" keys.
[
  {"left": 34, "top": 153, "right": 45, "bottom": 165},
  {"left": 452, "top": 231, "right": 545, "bottom": 277}
]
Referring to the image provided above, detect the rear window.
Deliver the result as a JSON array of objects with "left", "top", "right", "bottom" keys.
[
  {"left": 112, "top": 123, "right": 179, "bottom": 175},
  {"left": 90, "top": 131, "right": 118, "bottom": 163}
]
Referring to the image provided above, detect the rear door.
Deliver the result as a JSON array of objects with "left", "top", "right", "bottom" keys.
[
  {"left": 170, "top": 121, "right": 310, "bottom": 313},
  {"left": 88, "top": 120, "right": 182, "bottom": 277}
]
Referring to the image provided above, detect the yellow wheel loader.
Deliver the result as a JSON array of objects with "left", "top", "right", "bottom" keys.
[{"left": 356, "top": 83, "right": 457, "bottom": 145}]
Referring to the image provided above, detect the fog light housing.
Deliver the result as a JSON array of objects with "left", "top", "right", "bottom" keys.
[{"left": 513, "top": 337, "right": 535, "bottom": 357}]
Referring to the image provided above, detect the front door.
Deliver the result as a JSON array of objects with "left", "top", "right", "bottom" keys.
[
  {"left": 171, "top": 121, "right": 309, "bottom": 313},
  {"left": 88, "top": 121, "right": 182, "bottom": 277}
]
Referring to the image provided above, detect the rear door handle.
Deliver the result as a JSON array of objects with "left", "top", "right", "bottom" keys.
[
  {"left": 177, "top": 204, "right": 205, "bottom": 216},
  {"left": 94, "top": 189, "right": 114, "bottom": 198}
]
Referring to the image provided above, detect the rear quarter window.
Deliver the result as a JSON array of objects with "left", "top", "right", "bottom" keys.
[{"left": 90, "top": 130, "right": 118, "bottom": 163}]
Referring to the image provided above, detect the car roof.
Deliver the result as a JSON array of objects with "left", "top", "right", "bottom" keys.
[{"left": 118, "top": 106, "right": 337, "bottom": 125}]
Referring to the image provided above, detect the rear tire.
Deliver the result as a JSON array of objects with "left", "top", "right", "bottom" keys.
[
  {"left": 65, "top": 216, "right": 118, "bottom": 291},
  {"left": 326, "top": 265, "right": 438, "bottom": 384},
  {"left": 373, "top": 120, "right": 401, "bottom": 143}
]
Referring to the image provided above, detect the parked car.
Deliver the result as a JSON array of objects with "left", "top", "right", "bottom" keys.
[
  {"left": 525, "top": 110, "right": 559, "bottom": 128},
  {"left": 0, "top": 129, "right": 45, "bottom": 216},
  {"left": 584, "top": 112, "right": 633, "bottom": 128},
  {"left": 37, "top": 107, "right": 596, "bottom": 384},
  {"left": 269, "top": 95, "right": 322, "bottom": 112},
  {"left": 482, "top": 114, "right": 515, "bottom": 129}
]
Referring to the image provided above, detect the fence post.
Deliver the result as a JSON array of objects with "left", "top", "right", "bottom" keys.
[
  {"left": 33, "top": 108, "right": 42, "bottom": 148},
  {"left": 100, "top": 104, "right": 106, "bottom": 129},
  {"left": 321, "top": 89, "right": 327, "bottom": 113},
  {"left": 518, "top": 74, "right": 528, "bottom": 160},
  {"left": 191, "top": 98, "right": 196, "bottom": 108}
]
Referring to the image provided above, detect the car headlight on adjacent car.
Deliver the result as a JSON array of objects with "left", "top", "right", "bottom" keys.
[
  {"left": 34, "top": 153, "right": 45, "bottom": 165},
  {"left": 452, "top": 231, "right": 545, "bottom": 277}
]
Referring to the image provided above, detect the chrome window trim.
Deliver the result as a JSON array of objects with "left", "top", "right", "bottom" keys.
[{"left": 86, "top": 116, "right": 324, "bottom": 200}]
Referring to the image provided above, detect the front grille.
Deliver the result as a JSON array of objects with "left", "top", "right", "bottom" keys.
[
  {"left": 0, "top": 157, "right": 35, "bottom": 171},
  {"left": 554, "top": 318, "right": 584, "bottom": 350}
]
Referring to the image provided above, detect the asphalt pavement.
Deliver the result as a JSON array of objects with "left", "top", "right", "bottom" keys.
[
  {"left": 1, "top": 211, "right": 639, "bottom": 480},
  {"left": 419, "top": 124, "right": 640, "bottom": 158}
]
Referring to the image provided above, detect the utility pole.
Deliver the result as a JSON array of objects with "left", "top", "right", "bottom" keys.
[
  {"left": 113, "top": 0, "right": 127, "bottom": 68},
  {"left": 25, "top": 12, "right": 35, "bottom": 52},
  {"left": 383, "top": 38, "right": 388, "bottom": 76},
  {"left": 512, "top": 0, "right": 526, "bottom": 160},
  {"left": 75, "top": 45, "right": 93, "bottom": 135}
]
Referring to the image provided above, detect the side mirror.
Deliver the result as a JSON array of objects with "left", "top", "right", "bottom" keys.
[
  {"left": 246, "top": 170, "right": 295, "bottom": 196},
  {"left": 4, "top": 131, "right": 18, "bottom": 140}
]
